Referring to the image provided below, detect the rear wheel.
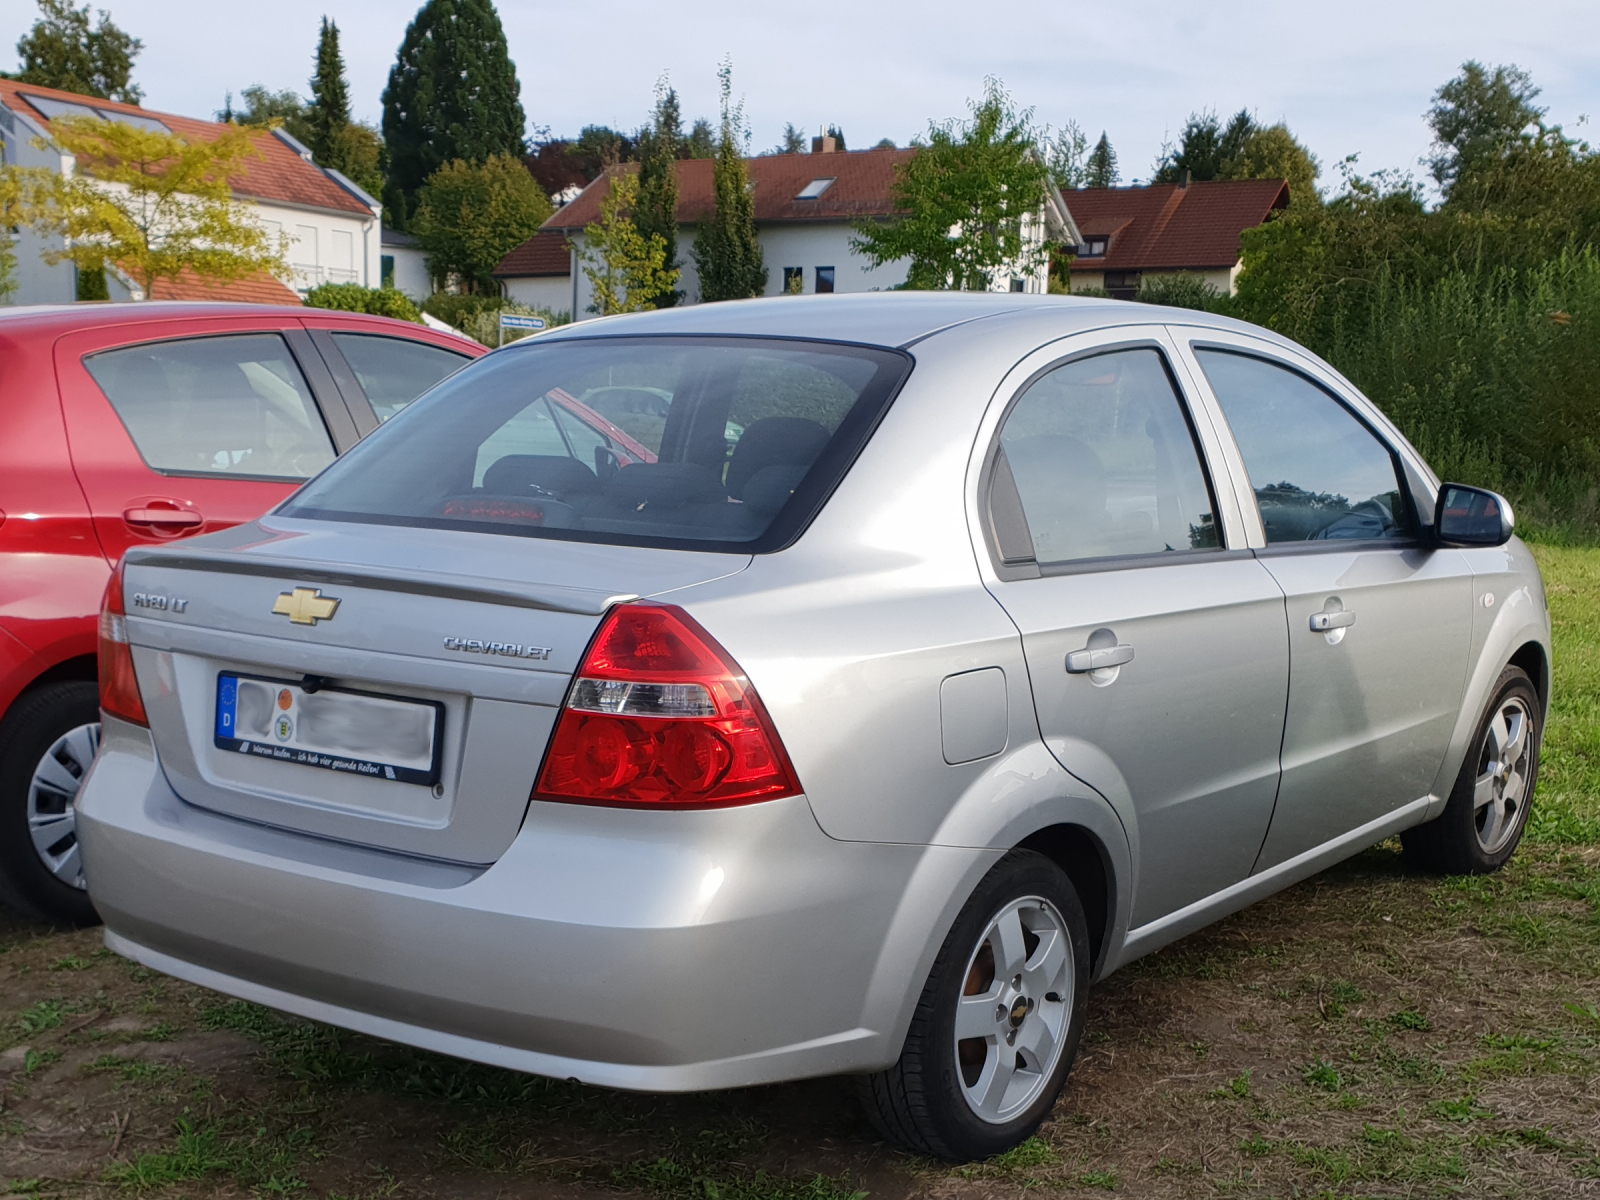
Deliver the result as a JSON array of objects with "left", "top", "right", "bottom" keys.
[
  {"left": 1402, "top": 665, "right": 1541, "bottom": 875},
  {"left": 0, "top": 682, "right": 102, "bottom": 925},
  {"left": 857, "top": 850, "right": 1089, "bottom": 1161}
]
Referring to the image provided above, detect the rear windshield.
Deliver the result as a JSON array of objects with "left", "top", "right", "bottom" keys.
[{"left": 280, "top": 335, "right": 912, "bottom": 552}]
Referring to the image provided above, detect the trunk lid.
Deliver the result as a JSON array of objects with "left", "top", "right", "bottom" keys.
[{"left": 122, "top": 517, "right": 750, "bottom": 862}]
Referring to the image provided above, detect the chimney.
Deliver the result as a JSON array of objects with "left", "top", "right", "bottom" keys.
[
  {"left": 1178, "top": 169, "right": 1191, "bottom": 189},
  {"left": 811, "top": 135, "right": 837, "bottom": 154}
]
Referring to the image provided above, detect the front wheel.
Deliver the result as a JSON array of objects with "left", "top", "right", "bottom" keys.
[
  {"left": 857, "top": 850, "right": 1090, "bottom": 1161},
  {"left": 1402, "top": 665, "right": 1541, "bottom": 874},
  {"left": 0, "top": 681, "right": 102, "bottom": 925}
]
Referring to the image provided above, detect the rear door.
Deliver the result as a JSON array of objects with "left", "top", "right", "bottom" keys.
[
  {"left": 976, "top": 327, "right": 1290, "bottom": 928},
  {"left": 54, "top": 317, "right": 362, "bottom": 565},
  {"left": 1176, "top": 333, "right": 1474, "bottom": 869}
]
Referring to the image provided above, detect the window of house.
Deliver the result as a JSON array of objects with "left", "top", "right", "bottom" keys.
[
  {"left": 1104, "top": 271, "right": 1141, "bottom": 300},
  {"left": 1010, "top": 278, "right": 1026, "bottom": 293},
  {"left": 381, "top": 255, "right": 395, "bottom": 288},
  {"left": 815, "top": 266, "right": 836, "bottom": 293},
  {"left": 1079, "top": 237, "right": 1108, "bottom": 258},
  {"left": 782, "top": 267, "right": 803, "bottom": 294},
  {"left": 1194, "top": 349, "right": 1412, "bottom": 543},
  {"left": 85, "top": 334, "right": 334, "bottom": 479},
  {"left": 994, "top": 348, "right": 1220, "bottom": 564},
  {"left": 795, "top": 177, "right": 836, "bottom": 200}
]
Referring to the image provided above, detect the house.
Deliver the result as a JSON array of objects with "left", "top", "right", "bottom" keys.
[
  {"left": 1063, "top": 178, "right": 1289, "bottom": 300},
  {"left": 380, "top": 226, "right": 430, "bottom": 299},
  {"left": 0, "top": 79, "right": 383, "bottom": 306},
  {"left": 496, "top": 140, "right": 1081, "bottom": 319}
]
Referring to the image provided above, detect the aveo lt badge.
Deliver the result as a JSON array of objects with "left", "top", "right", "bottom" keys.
[{"left": 271, "top": 587, "right": 341, "bottom": 626}]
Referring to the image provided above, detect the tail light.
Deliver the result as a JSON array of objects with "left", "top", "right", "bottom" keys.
[
  {"left": 97, "top": 559, "right": 147, "bottom": 726},
  {"left": 534, "top": 603, "right": 801, "bottom": 808}
]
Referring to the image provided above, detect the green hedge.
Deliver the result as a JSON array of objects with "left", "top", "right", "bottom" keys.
[{"left": 303, "top": 283, "right": 423, "bottom": 324}]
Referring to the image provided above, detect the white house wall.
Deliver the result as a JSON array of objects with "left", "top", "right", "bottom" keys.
[
  {"left": 254, "top": 202, "right": 378, "bottom": 292},
  {"left": 385, "top": 243, "right": 432, "bottom": 300},
  {"left": 503, "top": 275, "right": 572, "bottom": 318}
]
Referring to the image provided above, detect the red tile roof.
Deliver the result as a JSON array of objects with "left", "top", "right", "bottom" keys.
[
  {"left": 0, "top": 79, "right": 374, "bottom": 217},
  {"left": 1064, "top": 179, "right": 1288, "bottom": 272},
  {"left": 542, "top": 148, "right": 918, "bottom": 232},
  {"left": 493, "top": 228, "right": 572, "bottom": 278},
  {"left": 146, "top": 267, "right": 304, "bottom": 306}
]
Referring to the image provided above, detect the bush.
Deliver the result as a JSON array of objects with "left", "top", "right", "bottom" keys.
[
  {"left": 1135, "top": 272, "right": 1228, "bottom": 313},
  {"left": 303, "top": 283, "right": 422, "bottom": 323}
]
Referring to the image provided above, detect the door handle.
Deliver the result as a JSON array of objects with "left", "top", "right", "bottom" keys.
[
  {"left": 1066, "top": 643, "right": 1135, "bottom": 673},
  {"left": 123, "top": 503, "right": 203, "bottom": 532},
  {"left": 1309, "top": 611, "right": 1356, "bottom": 632}
]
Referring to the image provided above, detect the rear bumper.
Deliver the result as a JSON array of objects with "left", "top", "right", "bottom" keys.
[{"left": 78, "top": 717, "right": 991, "bottom": 1091}]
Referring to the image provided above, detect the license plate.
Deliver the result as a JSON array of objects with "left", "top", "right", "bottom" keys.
[{"left": 214, "top": 673, "right": 443, "bottom": 786}]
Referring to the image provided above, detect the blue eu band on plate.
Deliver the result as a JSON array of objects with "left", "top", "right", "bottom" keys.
[{"left": 214, "top": 673, "right": 442, "bottom": 786}]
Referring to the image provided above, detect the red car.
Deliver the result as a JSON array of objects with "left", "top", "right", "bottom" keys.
[{"left": 0, "top": 302, "right": 483, "bottom": 923}]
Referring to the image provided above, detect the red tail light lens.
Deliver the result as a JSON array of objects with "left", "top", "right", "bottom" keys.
[
  {"left": 97, "top": 558, "right": 147, "bottom": 726},
  {"left": 534, "top": 603, "right": 801, "bottom": 808}
]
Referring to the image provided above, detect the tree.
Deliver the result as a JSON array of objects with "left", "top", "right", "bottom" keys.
[
  {"left": 411, "top": 153, "right": 551, "bottom": 293},
  {"left": 1153, "top": 109, "right": 1254, "bottom": 183},
  {"left": 1041, "top": 120, "right": 1088, "bottom": 189},
  {"left": 14, "top": 0, "right": 141, "bottom": 104},
  {"left": 307, "top": 18, "right": 350, "bottom": 166},
  {"left": 1227, "top": 123, "right": 1320, "bottom": 205},
  {"left": 685, "top": 118, "right": 715, "bottom": 159},
  {"left": 1426, "top": 61, "right": 1545, "bottom": 194},
  {"left": 224, "top": 86, "right": 313, "bottom": 143},
  {"left": 852, "top": 79, "right": 1054, "bottom": 291},
  {"left": 24, "top": 115, "right": 287, "bottom": 297},
  {"left": 771, "top": 123, "right": 807, "bottom": 155},
  {"left": 691, "top": 61, "right": 766, "bottom": 302},
  {"left": 635, "top": 79, "right": 682, "bottom": 307},
  {"left": 381, "top": 0, "right": 527, "bottom": 227},
  {"left": 579, "top": 169, "right": 679, "bottom": 314},
  {"left": 1084, "top": 132, "right": 1119, "bottom": 188}
]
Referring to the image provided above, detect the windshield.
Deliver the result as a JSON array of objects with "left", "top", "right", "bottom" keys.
[{"left": 281, "top": 336, "right": 912, "bottom": 552}]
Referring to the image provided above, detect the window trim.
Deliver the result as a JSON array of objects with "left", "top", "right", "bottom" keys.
[
  {"left": 81, "top": 329, "right": 347, "bottom": 482},
  {"left": 1187, "top": 342, "right": 1426, "bottom": 553},
  {"left": 977, "top": 339, "right": 1231, "bottom": 580}
]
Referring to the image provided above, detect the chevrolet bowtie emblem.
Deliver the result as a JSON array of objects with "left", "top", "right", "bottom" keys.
[{"left": 271, "top": 587, "right": 341, "bottom": 626}]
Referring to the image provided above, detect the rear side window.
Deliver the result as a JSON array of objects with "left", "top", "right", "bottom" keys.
[
  {"left": 329, "top": 332, "right": 470, "bottom": 421},
  {"left": 995, "top": 348, "right": 1220, "bottom": 564},
  {"left": 1195, "top": 349, "right": 1412, "bottom": 544},
  {"left": 84, "top": 334, "right": 335, "bottom": 479},
  {"left": 282, "top": 336, "right": 911, "bottom": 552}
]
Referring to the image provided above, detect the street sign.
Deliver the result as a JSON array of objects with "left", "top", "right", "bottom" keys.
[{"left": 497, "top": 311, "right": 547, "bottom": 347}]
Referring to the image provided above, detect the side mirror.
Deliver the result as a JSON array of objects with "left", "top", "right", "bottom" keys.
[{"left": 1434, "top": 483, "right": 1515, "bottom": 547}]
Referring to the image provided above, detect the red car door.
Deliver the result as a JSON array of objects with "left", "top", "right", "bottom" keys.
[{"left": 53, "top": 314, "right": 364, "bottom": 565}]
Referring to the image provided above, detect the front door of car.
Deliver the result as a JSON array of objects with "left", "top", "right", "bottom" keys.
[
  {"left": 977, "top": 331, "right": 1290, "bottom": 929},
  {"left": 54, "top": 319, "right": 361, "bottom": 565},
  {"left": 1177, "top": 336, "right": 1475, "bottom": 869}
]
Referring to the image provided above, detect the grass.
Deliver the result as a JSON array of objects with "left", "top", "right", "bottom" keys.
[{"left": 0, "top": 542, "right": 1596, "bottom": 1198}]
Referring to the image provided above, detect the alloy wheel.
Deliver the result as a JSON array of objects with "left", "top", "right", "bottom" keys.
[
  {"left": 1474, "top": 696, "right": 1532, "bottom": 856},
  {"left": 27, "top": 721, "right": 99, "bottom": 890},
  {"left": 954, "top": 895, "right": 1074, "bottom": 1124}
]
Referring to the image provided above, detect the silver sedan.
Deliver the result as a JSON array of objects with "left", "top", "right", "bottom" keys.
[{"left": 77, "top": 294, "right": 1550, "bottom": 1161}]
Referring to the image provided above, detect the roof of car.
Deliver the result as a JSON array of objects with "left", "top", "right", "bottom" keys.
[
  {"left": 0, "top": 302, "right": 481, "bottom": 348},
  {"left": 526, "top": 291, "right": 1263, "bottom": 350}
]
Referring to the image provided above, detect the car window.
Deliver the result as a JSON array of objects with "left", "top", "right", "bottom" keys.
[
  {"left": 282, "top": 337, "right": 910, "bottom": 552},
  {"left": 1195, "top": 349, "right": 1411, "bottom": 544},
  {"left": 996, "top": 348, "right": 1221, "bottom": 564},
  {"left": 329, "top": 332, "right": 471, "bottom": 422},
  {"left": 84, "top": 333, "right": 335, "bottom": 479}
]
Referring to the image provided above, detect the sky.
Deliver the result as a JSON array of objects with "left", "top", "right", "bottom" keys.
[{"left": 4, "top": 0, "right": 1599, "bottom": 197}]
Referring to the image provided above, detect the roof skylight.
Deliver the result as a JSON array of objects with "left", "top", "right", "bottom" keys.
[
  {"left": 22, "top": 93, "right": 170, "bottom": 134},
  {"left": 795, "top": 177, "right": 836, "bottom": 200}
]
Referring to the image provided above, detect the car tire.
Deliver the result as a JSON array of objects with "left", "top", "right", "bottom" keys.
[
  {"left": 1401, "top": 665, "right": 1541, "bottom": 875},
  {"left": 0, "top": 681, "right": 102, "bottom": 926},
  {"left": 856, "top": 849, "right": 1090, "bottom": 1162}
]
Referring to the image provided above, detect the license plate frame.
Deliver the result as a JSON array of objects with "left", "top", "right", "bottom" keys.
[{"left": 214, "top": 672, "right": 444, "bottom": 787}]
